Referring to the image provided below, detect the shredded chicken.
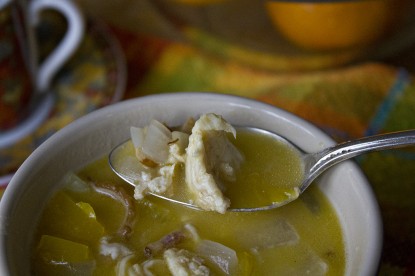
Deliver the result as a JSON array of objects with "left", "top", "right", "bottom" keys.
[
  {"left": 133, "top": 164, "right": 176, "bottom": 200},
  {"left": 130, "top": 114, "right": 244, "bottom": 214},
  {"left": 130, "top": 120, "right": 188, "bottom": 200},
  {"left": 164, "top": 248, "right": 210, "bottom": 276},
  {"left": 185, "top": 113, "right": 243, "bottom": 214}
]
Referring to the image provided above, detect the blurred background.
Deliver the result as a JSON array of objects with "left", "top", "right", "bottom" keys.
[
  {"left": 77, "top": 0, "right": 415, "bottom": 70},
  {"left": 2, "top": 0, "right": 415, "bottom": 274}
]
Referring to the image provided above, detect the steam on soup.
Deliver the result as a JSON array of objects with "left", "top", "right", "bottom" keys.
[{"left": 31, "top": 114, "right": 345, "bottom": 275}]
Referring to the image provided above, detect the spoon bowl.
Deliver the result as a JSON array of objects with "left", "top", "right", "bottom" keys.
[
  {"left": 109, "top": 124, "right": 415, "bottom": 212},
  {"left": 109, "top": 126, "right": 302, "bottom": 212}
]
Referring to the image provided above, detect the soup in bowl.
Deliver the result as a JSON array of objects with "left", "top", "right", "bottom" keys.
[{"left": 0, "top": 93, "right": 382, "bottom": 275}]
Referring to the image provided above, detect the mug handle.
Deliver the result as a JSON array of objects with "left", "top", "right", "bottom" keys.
[{"left": 29, "top": 0, "right": 84, "bottom": 93}]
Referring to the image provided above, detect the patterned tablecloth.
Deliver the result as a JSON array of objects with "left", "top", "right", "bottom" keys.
[{"left": 1, "top": 9, "right": 415, "bottom": 275}]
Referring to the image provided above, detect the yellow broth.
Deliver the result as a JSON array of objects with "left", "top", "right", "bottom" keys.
[
  {"left": 31, "top": 130, "right": 345, "bottom": 275},
  {"left": 226, "top": 128, "right": 303, "bottom": 208}
]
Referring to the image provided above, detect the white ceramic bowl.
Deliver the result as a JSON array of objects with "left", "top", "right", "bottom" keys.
[{"left": 0, "top": 93, "right": 382, "bottom": 275}]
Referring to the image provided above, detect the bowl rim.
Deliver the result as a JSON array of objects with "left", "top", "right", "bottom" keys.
[{"left": 0, "top": 92, "right": 383, "bottom": 275}]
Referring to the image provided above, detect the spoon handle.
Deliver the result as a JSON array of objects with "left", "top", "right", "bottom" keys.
[{"left": 302, "top": 130, "right": 415, "bottom": 192}]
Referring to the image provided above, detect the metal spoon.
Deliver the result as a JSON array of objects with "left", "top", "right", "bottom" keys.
[{"left": 109, "top": 128, "right": 415, "bottom": 212}]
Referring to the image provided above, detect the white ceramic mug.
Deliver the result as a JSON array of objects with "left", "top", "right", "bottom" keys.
[{"left": 0, "top": 0, "right": 84, "bottom": 148}]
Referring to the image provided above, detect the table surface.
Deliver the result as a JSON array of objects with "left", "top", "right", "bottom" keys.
[{"left": 2, "top": 1, "right": 415, "bottom": 275}]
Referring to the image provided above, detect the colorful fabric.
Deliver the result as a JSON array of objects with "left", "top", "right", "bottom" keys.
[{"left": 116, "top": 29, "right": 415, "bottom": 275}]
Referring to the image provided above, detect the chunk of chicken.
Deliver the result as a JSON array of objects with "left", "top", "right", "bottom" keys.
[
  {"left": 133, "top": 164, "right": 176, "bottom": 200},
  {"left": 164, "top": 248, "right": 210, "bottom": 276},
  {"left": 185, "top": 113, "right": 243, "bottom": 214}
]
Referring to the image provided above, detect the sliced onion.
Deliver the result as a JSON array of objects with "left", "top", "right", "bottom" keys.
[
  {"left": 62, "top": 172, "right": 90, "bottom": 193},
  {"left": 183, "top": 223, "right": 201, "bottom": 243},
  {"left": 116, "top": 254, "right": 136, "bottom": 275},
  {"left": 171, "top": 131, "right": 189, "bottom": 149},
  {"left": 131, "top": 120, "right": 173, "bottom": 165},
  {"left": 130, "top": 126, "right": 145, "bottom": 148},
  {"left": 196, "top": 240, "right": 238, "bottom": 275},
  {"left": 142, "top": 121, "right": 171, "bottom": 164},
  {"left": 92, "top": 183, "right": 136, "bottom": 238},
  {"left": 180, "top": 117, "right": 196, "bottom": 134},
  {"left": 150, "top": 119, "right": 172, "bottom": 137}
]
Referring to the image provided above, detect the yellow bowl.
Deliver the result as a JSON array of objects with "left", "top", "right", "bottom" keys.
[
  {"left": 152, "top": 0, "right": 415, "bottom": 71},
  {"left": 265, "top": 0, "right": 409, "bottom": 51}
]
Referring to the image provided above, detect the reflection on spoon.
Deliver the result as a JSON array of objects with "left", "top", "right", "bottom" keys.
[{"left": 110, "top": 127, "right": 415, "bottom": 212}]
